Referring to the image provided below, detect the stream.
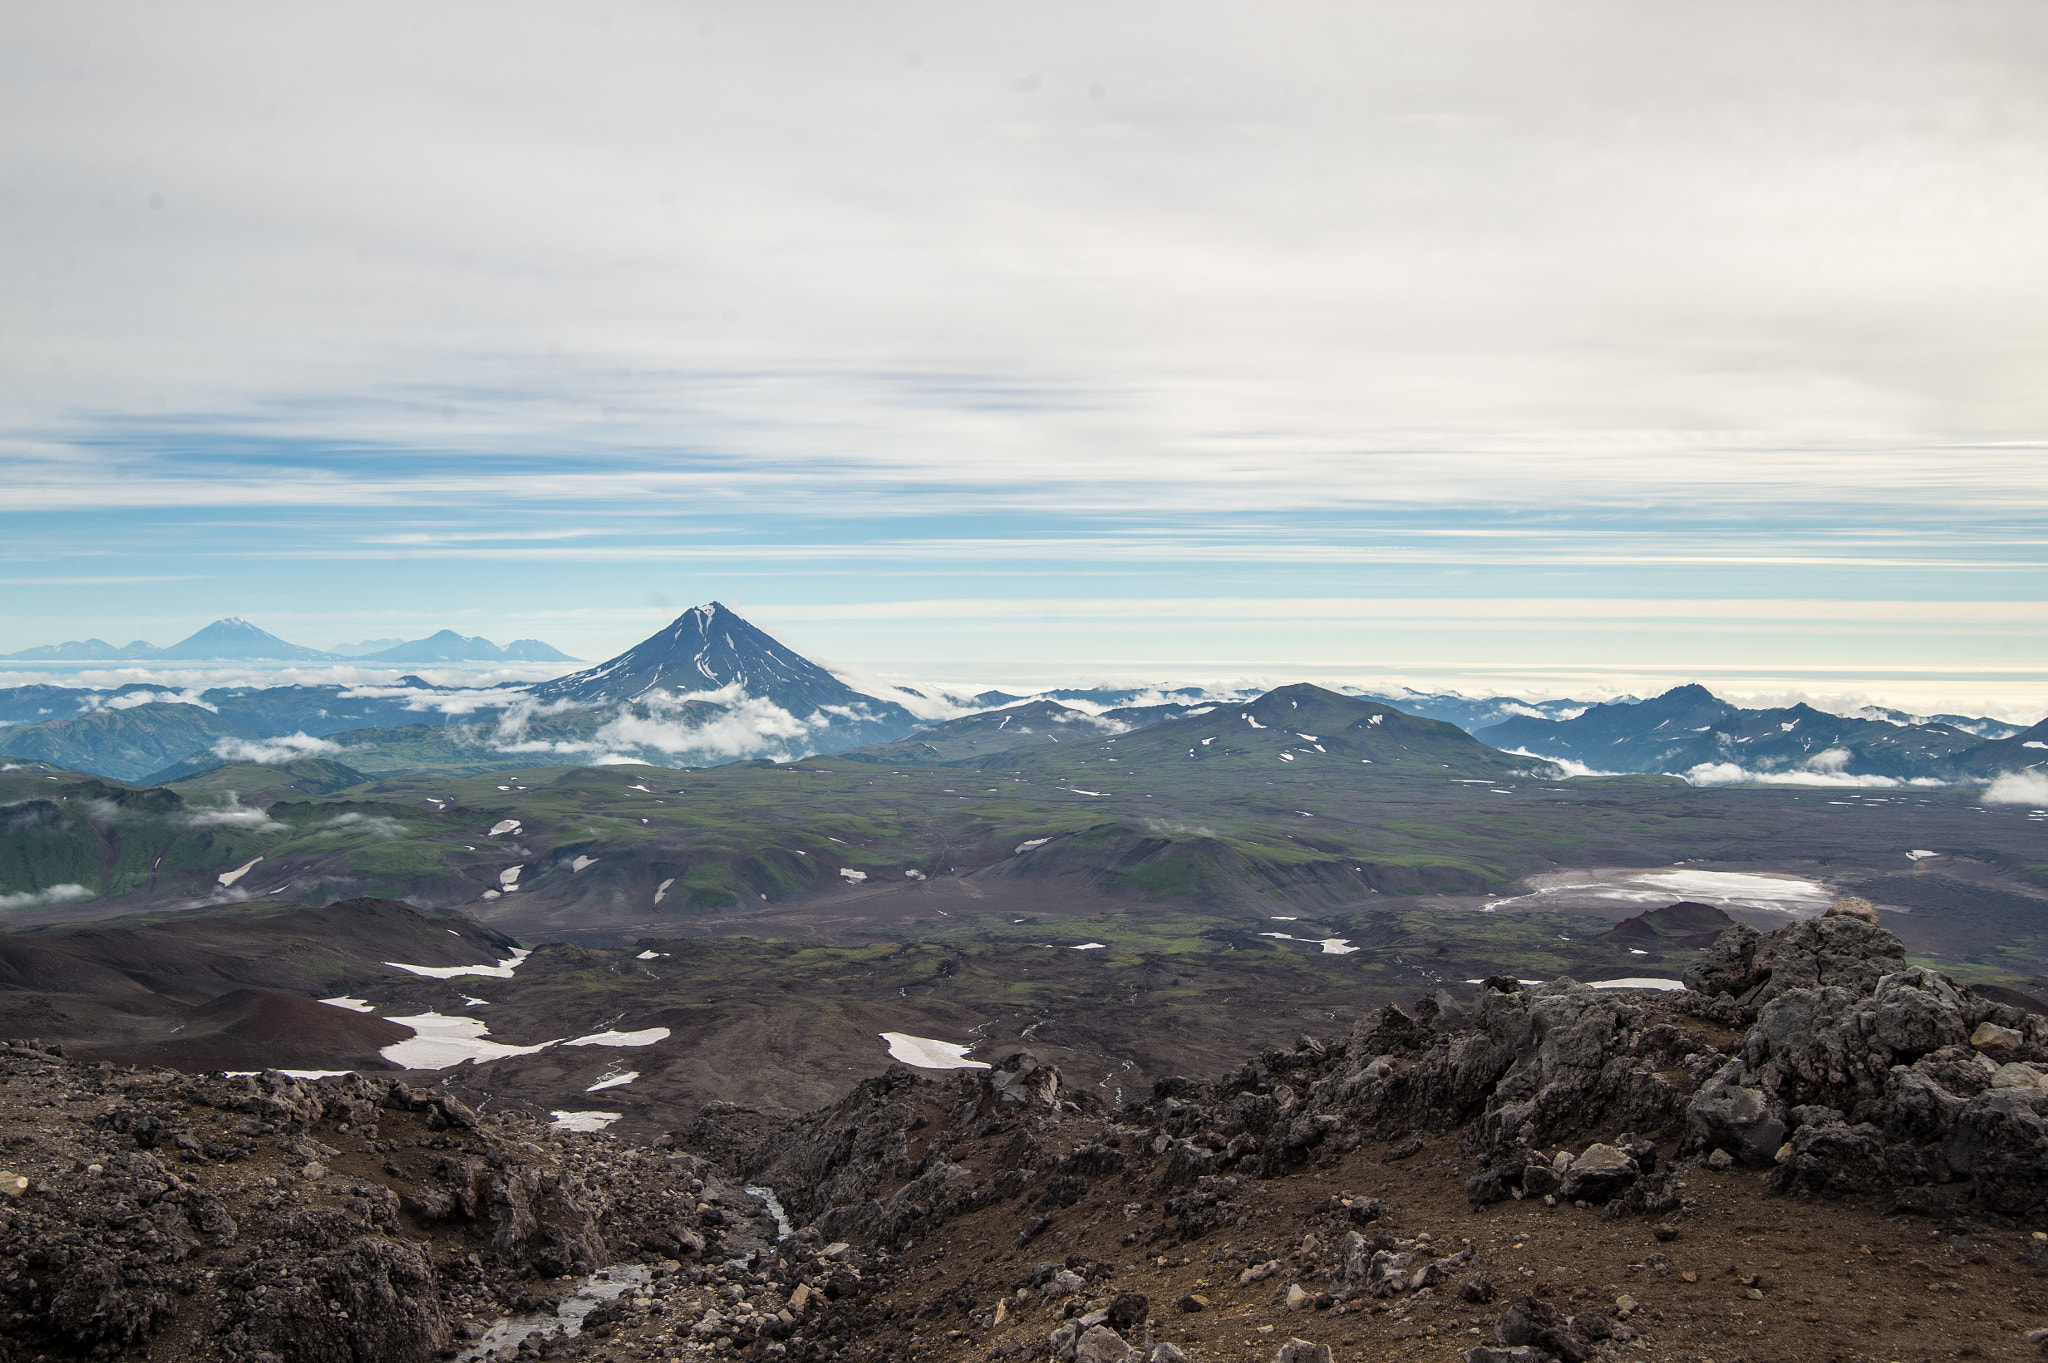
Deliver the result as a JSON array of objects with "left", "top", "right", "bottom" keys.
[{"left": 452, "top": 1263, "right": 651, "bottom": 1361}]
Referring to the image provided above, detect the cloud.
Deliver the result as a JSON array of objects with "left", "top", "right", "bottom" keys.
[
  {"left": 318, "top": 811, "right": 409, "bottom": 839},
  {"left": 592, "top": 691, "right": 821, "bottom": 761},
  {"left": 1506, "top": 752, "right": 1629, "bottom": 779},
  {"left": 490, "top": 696, "right": 583, "bottom": 741},
  {"left": 1682, "top": 761, "right": 1948, "bottom": 790},
  {"left": 0, "top": 883, "right": 93, "bottom": 913},
  {"left": 175, "top": 793, "right": 286, "bottom": 832},
  {"left": 80, "top": 688, "right": 219, "bottom": 713},
  {"left": 209, "top": 733, "right": 342, "bottom": 765},
  {"left": 338, "top": 683, "right": 539, "bottom": 719},
  {"left": 1983, "top": 771, "right": 2048, "bottom": 806}
]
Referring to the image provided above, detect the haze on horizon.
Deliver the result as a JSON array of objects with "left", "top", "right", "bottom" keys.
[{"left": 2, "top": 2, "right": 2044, "bottom": 717}]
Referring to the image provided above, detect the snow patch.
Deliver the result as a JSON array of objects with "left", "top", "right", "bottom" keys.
[
  {"left": 216, "top": 857, "right": 263, "bottom": 888},
  {"left": 488, "top": 819, "right": 521, "bottom": 836},
  {"left": 879, "top": 1032, "right": 990, "bottom": 1070},
  {"left": 319, "top": 996, "right": 374, "bottom": 1013},
  {"left": 549, "top": 1111, "right": 622, "bottom": 1132},
  {"left": 562, "top": 1027, "right": 670, "bottom": 1048},
  {"left": 385, "top": 948, "right": 532, "bottom": 980},
  {"left": 381, "top": 1012, "right": 558, "bottom": 1068},
  {"left": 839, "top": 867, "right": 868, "bottom": 883},
  {"left": 1589, "top": 977, "right": 1687, "bottom": 992},
  {"left": 585, "top": 1072, "right": 638, "bottom": 1092},
  {"left": 1015, "top": 838, "right": 1051, "bottom": 853}
]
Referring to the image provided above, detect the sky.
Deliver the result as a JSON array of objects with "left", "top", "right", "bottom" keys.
[{"left": 4, "top": 2, "right": 2046, "bottom": 717}]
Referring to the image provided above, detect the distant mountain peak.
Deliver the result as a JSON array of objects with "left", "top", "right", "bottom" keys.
[{"left": 531, "top": 603, "right": 912, "bottom": 726}]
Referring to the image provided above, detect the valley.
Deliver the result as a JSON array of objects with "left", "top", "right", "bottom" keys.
[{"left": 4, "top": 606, "right": 2047, "bottom": 1363}]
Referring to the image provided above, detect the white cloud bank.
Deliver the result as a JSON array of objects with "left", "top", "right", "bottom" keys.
[
  {"left": 0, "top": 883, "right": 93, "bottom": 913},
  {"left": 209, "top": 733, "right": 342, "bottom": 765},
  {"left": 1983, "top": 771, "right": 2048, "bottom": 806}
]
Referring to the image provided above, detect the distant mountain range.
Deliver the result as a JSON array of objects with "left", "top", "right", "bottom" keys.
[
  {"left": 1477, "top": 682, "right": 2039, "bottom": 783},
  {"left": 1, "top": 618, "right": 577, "bottom": 663},
  {"left": 2, "top": 602, "right": 2042, "bottom": 788}
]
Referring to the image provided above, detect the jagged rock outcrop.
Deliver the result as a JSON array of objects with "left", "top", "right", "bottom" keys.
[
  {"left": 0, "top": 1042, "right": 800, "bottom": 1363},
  {"left": 726, "top": 913, "right": 2048, "bottom": 1253}
]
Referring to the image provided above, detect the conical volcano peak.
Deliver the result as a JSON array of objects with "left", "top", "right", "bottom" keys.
[{"left": 531, "top": 602, "right": 913, "bottom": 727}]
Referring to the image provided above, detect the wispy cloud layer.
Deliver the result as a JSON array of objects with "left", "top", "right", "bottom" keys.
[{"left": 2, "top": 3, "right": 2044, "bottom": 706}]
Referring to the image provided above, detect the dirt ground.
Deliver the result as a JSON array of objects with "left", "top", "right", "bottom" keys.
[{"left": 819, "top": 1125, "right": 2048, "bottom": 1363}]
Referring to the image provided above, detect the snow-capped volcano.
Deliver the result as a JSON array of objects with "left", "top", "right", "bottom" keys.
[{"left": 531, "top": 603, "right": 916, "bottom": 728}]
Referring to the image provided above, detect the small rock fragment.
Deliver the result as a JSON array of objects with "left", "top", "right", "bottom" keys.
[{"left": 1274, "top": 1339, "right": 1331, "bottom": 1363}]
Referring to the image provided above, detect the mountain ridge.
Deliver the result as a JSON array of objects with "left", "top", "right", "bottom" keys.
[{"left": 3, "top": 618, "right": 576, "bottom": 663}]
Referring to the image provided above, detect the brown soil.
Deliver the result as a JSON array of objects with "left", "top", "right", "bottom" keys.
[{"left": 829, "top": 1125, "right": 2048, "bottom": 1363}]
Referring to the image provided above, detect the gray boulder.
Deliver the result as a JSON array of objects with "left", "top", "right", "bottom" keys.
[
  {"left": 1685, "top": 1061, "right": 1788, "bottom": 1167},
  {"left": 1559, "top": 1143, "right": 1639, "bottom": 1204}
]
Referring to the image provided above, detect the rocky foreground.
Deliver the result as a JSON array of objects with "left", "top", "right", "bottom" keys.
[{"left": 7, "top": 907, "right": 2048, "bottom": 1362}]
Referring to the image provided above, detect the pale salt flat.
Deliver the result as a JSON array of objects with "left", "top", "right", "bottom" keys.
[
  {"left": 1589, "top": 977, "right": 1687, "bottom": 991},
  {"left": 380, "top": 1012, "right": 560, "bottom": 1068},
  {"left": 320, "top": 996, "right": 374, "bottom": 1013},
  {"left": 585, "top": 1072, "right": 638, "bottom": 1092},
  {"left": 488, "top": 819, "right": 520, "bottom": 836},
  {"left": 571, "top": 856, "right": 598, "bottom": 872},
  {"left": 549, "top": 1111, "right": 622, "bottom": 1132},
  {"left": 216, "top": 856, "right": 263, "bottom": 888},
  {"left": 562, "top": 1027, "right": 670, "bottom": 1048},
  {"left": 879, "top": 1032, "right": 990, "bottom": 1070},
  {"left": 385, "top": 948, "right": 532, "bottom": 980}
]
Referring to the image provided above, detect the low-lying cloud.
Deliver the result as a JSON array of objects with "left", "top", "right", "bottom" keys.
[
  {"left": 593, "top": 691, "right": 821, "bottom": 760},
  {"left": 1504, "top": 750, "right": 1626, "bottom": 779},
  {"left": 208, "top": 733, "right": 341, "bottom": 765},
  {"left": 318, "top": 811, "right": 409, "bottom": 839},
  {"left": 0, "top": 883, "right": 93, "bottom": 913},
  {"left": 175, "top": 793, "right": 286, "bottom": 832},
  {"left": 1983, "top": 771, "right": 2048, "bottom": 805},
  {"left": 82, "top": 688, "right": 219, "bottom": 713},
  {"left": 1683, "top": 761, "right": 1948, "bottom": 790}
]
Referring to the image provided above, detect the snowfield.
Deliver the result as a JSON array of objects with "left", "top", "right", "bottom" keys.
[{"left": 879, "top": 1032, "right": 990, "bottom": 1070}]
